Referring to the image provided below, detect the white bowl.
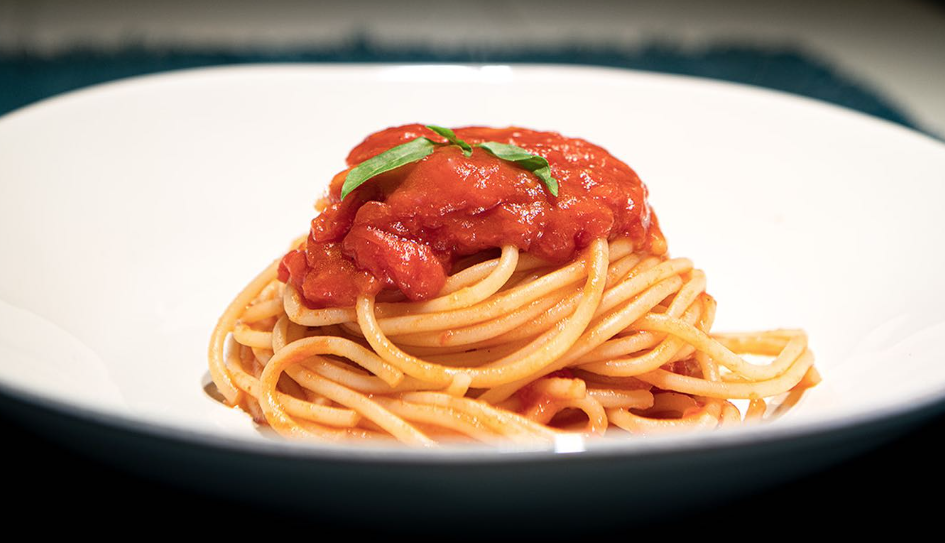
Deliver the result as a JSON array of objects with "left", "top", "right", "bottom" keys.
[{"left": 1, "top": 64, "right": 943, "bottom": 531}]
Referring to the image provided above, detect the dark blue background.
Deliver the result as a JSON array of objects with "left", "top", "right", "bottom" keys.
[{"left": 0, "top": 42, "right": 921, "bottom": 130}]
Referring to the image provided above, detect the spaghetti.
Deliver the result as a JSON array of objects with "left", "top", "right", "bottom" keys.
[{"left": 208, "top": 125, "right": 819, "bottom": 446}]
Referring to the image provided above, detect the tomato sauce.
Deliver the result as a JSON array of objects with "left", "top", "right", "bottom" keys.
[{"left": 278, "top": 124, "right": 665, "bottom": 308}]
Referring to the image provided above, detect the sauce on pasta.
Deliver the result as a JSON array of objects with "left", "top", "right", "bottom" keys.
[{"left": 279, "top": 125, "right": 666, "bottom": 308}]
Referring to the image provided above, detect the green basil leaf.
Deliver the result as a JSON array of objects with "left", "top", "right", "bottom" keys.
[
  {"left": 341, "top": 137, "right": 436, "bottom": 200},
  {"left": 425, "top": 125, "right": 473, "bottom": 157},
  {"left": 476, "top": 141, "right": 560, "bottom": 197}
]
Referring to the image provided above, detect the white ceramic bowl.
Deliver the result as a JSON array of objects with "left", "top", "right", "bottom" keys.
[{"left": 1, "top": 65, "right": 943, "bottom": 531}]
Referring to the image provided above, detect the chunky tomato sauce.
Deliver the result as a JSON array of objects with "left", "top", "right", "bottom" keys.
[{"left": 278, "top": 124, "right": 665, "bottom": 308}]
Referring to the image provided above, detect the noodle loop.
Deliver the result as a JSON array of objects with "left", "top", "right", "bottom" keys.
[{"left": 209, "top": 238, "right": 817, "bottom": 444}]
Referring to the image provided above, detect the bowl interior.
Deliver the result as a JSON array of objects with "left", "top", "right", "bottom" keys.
[{"left": 1, "top": 65, "right": 944, "bottom": 455}]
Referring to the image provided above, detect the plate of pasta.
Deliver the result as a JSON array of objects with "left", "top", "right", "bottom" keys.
[{"left": 1, "top": 64, "right": 944, "bottom": 531}]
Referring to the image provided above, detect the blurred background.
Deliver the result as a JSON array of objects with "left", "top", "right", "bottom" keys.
[
  {"left": 2, "top": 0, "right": 944, "bottom": 136},
  {"left": 2, "top": 0, "right": 944, "bottom": 537}
]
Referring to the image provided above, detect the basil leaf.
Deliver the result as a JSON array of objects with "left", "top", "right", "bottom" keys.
[
  {"left": 341, "top": 137, "right": 436, "bottom": 200},
  {"left": 425, "top": 125, "right": 473, "bottom": 157},
  {"left": 476, "top": 142, "right": 559, "bottom": 197}
]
